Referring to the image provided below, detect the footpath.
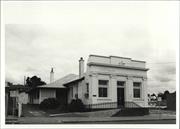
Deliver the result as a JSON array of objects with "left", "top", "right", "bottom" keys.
[{"left": 6, "top": 113, "right": 175, "bottom": 124}]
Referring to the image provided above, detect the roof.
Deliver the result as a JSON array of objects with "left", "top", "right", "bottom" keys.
[
  {"left": 8, "top": 85, "right": 27, "bottom": 90},
  {"left": 37, "top": 74, "right": 79, "bottom": 89},
  {"left": 64, "top": 77, "right": 85, "bottom": 86},
  {"left": 7, "top": 85, "right": 29, "bottom": 93}
]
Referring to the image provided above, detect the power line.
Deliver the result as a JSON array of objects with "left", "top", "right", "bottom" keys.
[
  {"left": 147, "top": 62, "right": 176, "bottom": 64},
  {"left": 119, "top": 62, "right": 176, "bottom": 64}
]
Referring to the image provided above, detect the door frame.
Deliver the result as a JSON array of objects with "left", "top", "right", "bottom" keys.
[
  {"left": 117, "top": 81, "right": 126, "bottom": 107},
  {"left": 117, "top": 87, "right": 125, "bottom": 107}
]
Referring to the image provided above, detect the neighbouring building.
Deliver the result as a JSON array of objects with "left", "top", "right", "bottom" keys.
[
  {"left": 28, "top": 69, "right": 79, "bottom": 104},
  {"left": 166, "top": 92, "right": 176, "bottom": 111},
  {"left": 28, "top": 55, "right": 149, "bottom": 109},
  {"left": 5, "top": 82, "right": 29, "bottom": 116}
]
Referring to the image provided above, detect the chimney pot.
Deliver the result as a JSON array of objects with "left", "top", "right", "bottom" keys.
[{"left": 50, "top": 67, "right": 54, "bottom": 83}]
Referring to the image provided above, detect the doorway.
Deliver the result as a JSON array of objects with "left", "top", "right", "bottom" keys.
[{"left": 117, "top": 87, "right": 125, "bottom": 107}]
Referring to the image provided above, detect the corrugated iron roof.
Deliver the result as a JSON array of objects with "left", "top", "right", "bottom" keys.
[
  {"left": 37, "top": 74, "right": 79, "bottom": 88},
  {"left": 64, "top": 76, "right": 85, "bottom": 86}
]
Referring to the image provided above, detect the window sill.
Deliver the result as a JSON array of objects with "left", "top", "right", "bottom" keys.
[
  {"left": 133, "top": 98, "right": 144, "bottom": 101},
  {"left": 97, "top": 98, "right": 112, "bottom": 101}
]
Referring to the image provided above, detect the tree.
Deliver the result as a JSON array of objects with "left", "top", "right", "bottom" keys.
[
  {"left": 151, "top": 93, "right": 156, "bottom": 97},
  {"left": 26, "top": 76, "right": 46, "bottom": 88},
  {"left": 157, "top": 92, "right": 163, "bottom": 98},
  {"left": 150, "top": 93, "right": 157, "bottom": 100},
  {"left": 163, "top": 90, "right": 170, "bottom": 100},
  {"left": 6, "top": 82, "right": 13, "bottom": 87}
]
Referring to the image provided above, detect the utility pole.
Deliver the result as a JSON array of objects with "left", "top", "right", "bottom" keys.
[
  {"left": 24, "top": 76, "right": 26, "bottom": 85},
  {"left": 158, "top": 96, "right": 162, "bottom": 119}
]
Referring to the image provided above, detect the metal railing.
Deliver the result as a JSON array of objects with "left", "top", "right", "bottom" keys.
[
  {"left": 85, "top": 101, "right": 141, "bottom": 109},
  {"left": 85, "top": 102, "right": 117, "bottom": 109}
]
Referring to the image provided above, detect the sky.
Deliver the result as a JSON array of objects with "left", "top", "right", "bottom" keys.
[{"left": 3, "top": 1, "right": 179, "bottom": 94}]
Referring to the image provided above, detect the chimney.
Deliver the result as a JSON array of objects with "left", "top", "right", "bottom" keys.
[
  {"left": 50, "top": 67, "right": 54, "bottom": 83},
  {"left": 79, "top": 57, "right": 84, "bottom": 78}
]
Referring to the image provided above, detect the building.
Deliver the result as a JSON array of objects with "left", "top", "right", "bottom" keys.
[
  {"left": 29, "top": 55, "right": 149, "bottom": 109},
  {"left": 166, "top": 92, "right": 176, "bottom": 111},
  {"left": 65, "top": 55, "right": 149, "bottom": 108},
  {"left": 5, "top": 82, "right": 28, "bottom": 116},
  {"left": 28, "top": 71, "right": 78, "bottom": 104}
]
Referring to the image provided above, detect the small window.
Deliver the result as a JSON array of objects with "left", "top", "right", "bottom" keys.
[
  {"left": 117, "top": 81, "right": 125, "bottom": 87},
  {"left": 133, "top": 82, "right": 141, "bottom": 87},
  {"left": 98, "top": 80, "right": 108, "bottom": 97},
  {"left": 133, "top": 82, "right": 141, "bottom": 98},
  {"left": 99, "top": 80, "right": 108, "bottom": 85},
  {"left": 75, "top": 85, "right": 78, "bottom": 98}
]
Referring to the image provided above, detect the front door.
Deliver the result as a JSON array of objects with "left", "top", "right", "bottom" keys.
[{"left": 117, "top": 88, "right": 125, "bottom": 107}]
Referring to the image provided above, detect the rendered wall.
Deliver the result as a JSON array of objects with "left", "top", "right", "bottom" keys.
[
  {"left": 86, "top": 56, "right": 148, "bottom": 107},
  {"left": 87, "top": 72, "right": 148, "bottom": 107}
]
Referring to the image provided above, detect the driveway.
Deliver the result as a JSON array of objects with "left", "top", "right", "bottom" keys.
[{"left": 22, "top": 104, "right": 47, "bottom": 117}]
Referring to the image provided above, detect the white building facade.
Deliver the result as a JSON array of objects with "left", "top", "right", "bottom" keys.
[{"left": 65, "top": 55, "right": 149, "bottom": 108}]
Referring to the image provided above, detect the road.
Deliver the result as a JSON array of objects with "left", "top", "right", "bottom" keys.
[
  {"left": 16, "top": 118, "right": 176, "bottom": 124},
  {"left": 65, "top": 119, "right": 176, "bottom": 124}
]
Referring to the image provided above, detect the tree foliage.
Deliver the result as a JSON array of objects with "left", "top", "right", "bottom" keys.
[
  {"left": 163, "top": 90, "right": 170, "bottom": 100},
  {"left": 39, "top": 98, "right": 60, "bottom": 110},
  {"left": 157, "top": 90, "right": 170, "bottom": 100},
  {"left": 68, "top": 99, "right": 85, "bottom": 112},
  {"left": 26, "top": 76, "right": 46, "bottom": 88}
]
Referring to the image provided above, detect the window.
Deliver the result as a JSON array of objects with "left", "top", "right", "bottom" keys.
[
  {"left": 98, "top": 80, "right": 108, "bottom": 97},
  {"left": 71, "top": 87, "right": 73, "bottom": 98},
  {"left": 133, "top": 82, "right": 141, "bottom": 98},
  {"left": 75, "top": 85, "right": 78, "bottom": 98},
  {"left": 86, "top": 83, "right": 89, "bottom": 93},
  {"left": 117, "top": 81, "right": 125, "bottom": 87}
]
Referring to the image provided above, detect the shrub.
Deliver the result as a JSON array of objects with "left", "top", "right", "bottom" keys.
[
  {"left": 68, "top": 99, "right": 85, "bottom": 112},
  {"left": 39, "top": 98, "right": 60, "bottom": 110}
]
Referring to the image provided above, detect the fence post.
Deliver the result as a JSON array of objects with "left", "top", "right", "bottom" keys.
[{"left": 18, "top": 103, "right": 22, "bottom": 117}]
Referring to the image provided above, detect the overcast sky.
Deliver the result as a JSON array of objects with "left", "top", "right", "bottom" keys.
[{"left": 3, "top": 1, "right": 179, "bottom": 94}]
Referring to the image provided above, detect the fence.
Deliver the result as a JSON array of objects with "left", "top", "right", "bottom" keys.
[{"left": 85, "top": 102, "right": 117, "bottom": 109}]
